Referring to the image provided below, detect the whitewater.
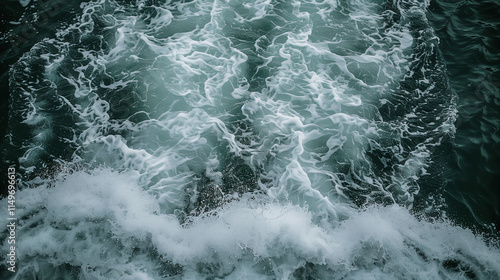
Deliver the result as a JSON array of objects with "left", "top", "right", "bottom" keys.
[{"left": 1, "top": 0, "right": 499, "bottom": 279}]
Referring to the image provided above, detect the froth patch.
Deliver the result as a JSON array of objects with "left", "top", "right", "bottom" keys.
[{"left": 2, "top": 169, "right": 499, "bottom": 279}]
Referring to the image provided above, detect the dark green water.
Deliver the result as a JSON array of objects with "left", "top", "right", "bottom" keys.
[{"left": 426, "top": 0, "right": 500, "bottom": 234}]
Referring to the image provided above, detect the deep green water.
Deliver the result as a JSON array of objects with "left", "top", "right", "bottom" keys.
[
  {"left": 0, "top": 0, "right": 499, "bottom": 279},
  {"left": 426, "top": 0, "right": 500, "bottom": 235}
]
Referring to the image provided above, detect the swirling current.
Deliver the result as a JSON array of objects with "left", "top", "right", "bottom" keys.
[{"left": 0, "top": 0, "right": 499, "bottom": 279}]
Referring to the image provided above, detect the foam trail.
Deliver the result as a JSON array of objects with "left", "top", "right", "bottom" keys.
[
  {"left": 1, "top": 170, "right": 499, "bottom": 279},
  {"left": 1, "top": 0, "right": 497, "bottom": 278}
]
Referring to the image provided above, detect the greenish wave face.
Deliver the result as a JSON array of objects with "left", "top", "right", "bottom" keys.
[{"left": 0, "top": 0, "right": 499, "bottom": 279}]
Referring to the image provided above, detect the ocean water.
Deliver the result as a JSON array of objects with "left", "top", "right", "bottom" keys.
[{"left": 0, "top": 0, "right": 499, "bottom": 279}]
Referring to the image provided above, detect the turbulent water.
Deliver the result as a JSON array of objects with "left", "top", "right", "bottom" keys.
[{"left": 1, "top": 0, "right": 499, "bottom": 279}]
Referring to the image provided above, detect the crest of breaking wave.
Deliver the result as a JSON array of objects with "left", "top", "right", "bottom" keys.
[{"left": 2, "top": 0, "right": 498, "bottom": 279}]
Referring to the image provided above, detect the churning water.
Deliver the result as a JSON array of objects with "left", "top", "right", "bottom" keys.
[{"left": 1, "top": 0, "right": 499, "bottom": 279}]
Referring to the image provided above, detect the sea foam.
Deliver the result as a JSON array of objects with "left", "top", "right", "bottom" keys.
[{"left": 1, "top": 169, "right": 499, "bottom": 279}]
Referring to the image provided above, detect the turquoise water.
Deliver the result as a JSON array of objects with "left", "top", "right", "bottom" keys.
[{"left": 0, "top": 0, "right": 499, "bottom": 279}]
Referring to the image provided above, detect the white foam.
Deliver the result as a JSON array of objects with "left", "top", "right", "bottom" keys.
[
  {"left": 3, "top": 0, "right": 475, "bottom": 278},
  {"left": 2, "top": 169, "right": 499, "bottom": 278}
]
